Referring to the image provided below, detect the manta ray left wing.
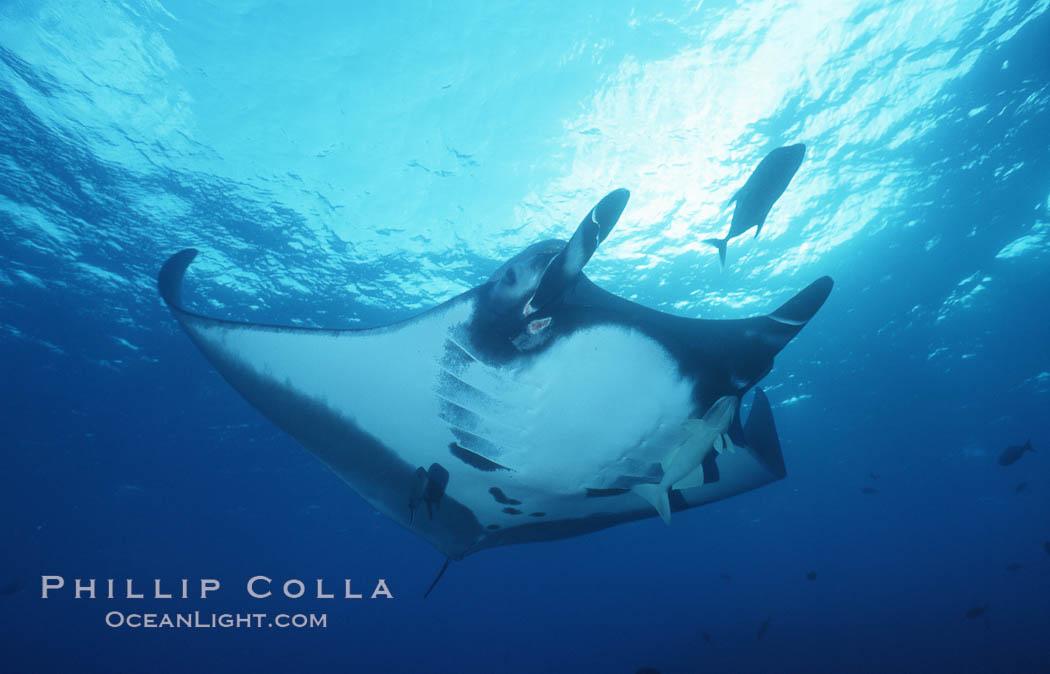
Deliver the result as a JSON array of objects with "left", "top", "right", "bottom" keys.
[{"left": 160, "top": 249, "right": 491, "bottom": 557}]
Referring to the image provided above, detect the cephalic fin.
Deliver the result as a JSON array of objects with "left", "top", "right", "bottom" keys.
[
  {"left": 745, "top": 388, "right": 786, "bottom": 478},
  {"left": 528, "top": 189, "right": 629, "bottom": 313}
]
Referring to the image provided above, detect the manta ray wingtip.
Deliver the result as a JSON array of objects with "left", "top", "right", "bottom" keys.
[
  {"left": 158, "top": 249, "right": 199, "bottom": 309},
  {"left": 813, "top": 275, "right": 834, "bottom": 293},
  {"left": 769, "top": 275, "right": 833, "bottom": 326}
]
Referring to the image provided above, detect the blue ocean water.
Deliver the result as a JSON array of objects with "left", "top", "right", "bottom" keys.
[{"left": 2, "top": 1, "right": 1049, "bottom": 672}]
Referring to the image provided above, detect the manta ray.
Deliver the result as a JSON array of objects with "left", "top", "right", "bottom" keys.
[{"left": 159, "top": 189, "right": 832, "bottom": 588}]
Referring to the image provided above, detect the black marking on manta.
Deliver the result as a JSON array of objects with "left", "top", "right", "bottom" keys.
[
  {"left": 157, "top": 187, "right": 832, "bottom": 593},
  {"left": 488, "top": 487, "right": 521, "bottom": 505},
  {"left": 585, "top": 488, "right": 630, "bottom": 498},
  {"left": 450, "top": 442, "right": 511, "bottom": 472}
]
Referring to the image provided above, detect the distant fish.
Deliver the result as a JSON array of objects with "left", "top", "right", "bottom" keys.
[
  {"left": 703, "top": 143, "right": 806, "bottom": 267},
  {"left": 1006, "top": 563, "right": 1022, "bottom": 572},
  {"left": 860, "top": 487, "right": 878, "bottom": 495},
  {"left": 719, "top": 573, "right": 732, "bottom": 582},
  {"left": 805, "top": 571, "right": 817, "bottom": 581},
  {"left": 997, "top": 439, "right": 1034, "bottom": 466},
  {"left": 0, "top": 579, "right": 25, "bottom": 596},
  {"left": 963, "top": 603, "right": 990, "bottom": 620},
  {"left": 636, "top": 668, "right": 661, "bottom": 674},
  {"left": 756, "top": 616, "right": 772, "bottom": 640},
  {"left": 701, "top": 631, "right": 712, "bottom": 644},
  {"left": 1015, "top": 481, "right": 1028, "bottom": 494},
  {"left": 869, "top": 472, "right": 880, "bottom": 480},
  {"left": 1044, "top": 541, "right": 1050, "bottom": 556}
]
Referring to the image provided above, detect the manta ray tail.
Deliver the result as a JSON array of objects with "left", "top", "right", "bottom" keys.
[
  {"left": 424, "top": 557, "right": 452, "bottom": 599},
  {"left": 633, "top": 483, "right": 671, "bottom": 525},
  {"left": 702, "top": 237, "right": 728, "bottom": 267}
]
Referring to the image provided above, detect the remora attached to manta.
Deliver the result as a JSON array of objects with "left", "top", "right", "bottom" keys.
[{"left": 158, "top": 188, "right": 832, "bottom": 564}]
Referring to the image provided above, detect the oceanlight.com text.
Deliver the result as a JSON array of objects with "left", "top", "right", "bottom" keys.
[{"left": 104, "top": 611, "right": 327, "bottom": 629}]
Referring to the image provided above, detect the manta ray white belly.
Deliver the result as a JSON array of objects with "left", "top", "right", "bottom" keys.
[
  {"left": 189, "top": 294, "right": 697, "bottom": 533},
  {"left": 440, "top": 318, "right": 699, "bottom": 531},
  {"left": 446, "top": 322, "right": 696, "bottom": 492}
]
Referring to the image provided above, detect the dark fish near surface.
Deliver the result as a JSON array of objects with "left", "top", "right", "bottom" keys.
[
  {"left": 636, "top": 668, "right": 661, "bottom": 674},
  {"left": 756, "top": 616, "right": 772, "bottom": 639},
  {"left": 719, "top": 573, "right": 731, "bottom": 582},
  {"left": 869, "top": 472, "right": 880, "bottom": 480},
  {"left": 703, "top": 143, "right": 806, "bottom": 267},
  {"left": 1006, "top": 563, "right": 1021, "bottom": 572},
  {"left": 805, "top": 570, "right": 817, "bottom": 581},
  {"left": 964, "top": 603, "right": 990, "bottom": 619},
  {"left": 0, "top": 579, "right": 25, "bottom": 596},
  {"left": 1044, "top": 541, "right": 1050, "bottom": 556},
  {"left": 861, "top": 487, "right": 878, "bottom": 495},
  {"left": 701, "top": 631, "right": 712, "bottom": 644},
  {"left": 1015, "top": 481, "right": 1027, "bottom": 494},
  {"left": 998, "top": 439, "right": 1034, "bottom": 466}
]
